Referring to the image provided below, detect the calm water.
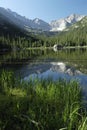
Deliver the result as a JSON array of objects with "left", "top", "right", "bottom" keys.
[{"left": 0, "top": 48, "right": 87, "bottom": 98}]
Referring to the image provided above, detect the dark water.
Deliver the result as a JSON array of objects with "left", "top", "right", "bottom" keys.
[{"left": 0, "top": 48, "right": 87, "bottom": 95}]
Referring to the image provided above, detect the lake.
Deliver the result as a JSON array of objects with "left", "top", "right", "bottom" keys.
[{"left": 0, "top": 48, "right": 87, "bottom": 99}]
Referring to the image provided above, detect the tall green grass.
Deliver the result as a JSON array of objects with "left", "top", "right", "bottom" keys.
[{"left": 0, "top": 70, "right": 87, "bottom": 130}]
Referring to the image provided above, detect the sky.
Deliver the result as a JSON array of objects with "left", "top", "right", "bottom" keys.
[{"left": 0, "top": 0, "right": 87, "bottom": 22}]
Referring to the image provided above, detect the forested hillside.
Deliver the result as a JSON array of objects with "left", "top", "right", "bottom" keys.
[
  {"left": 0, "top": 13, "right": 87, "bottom": 50},
  {"left": 0, "top": 13, "right": 42, "bottom": 50},
  {"left": 49, "top": 16, "right": 87, "bottom": 47}
]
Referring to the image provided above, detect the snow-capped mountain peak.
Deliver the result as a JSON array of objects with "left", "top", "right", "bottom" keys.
[
  {"left": 66, "top": 14, "right": 85, "bottom": 23},
  {"left": 50, "top": 14, "right": 85, "bottom": 31},
  {"left": 32, "top": 18, "right": 51, "bottom": 30},
  {"left": 0, "top": 7, "right": 85, "bottom": 32},
  {"left": 33, "top": 18, "right": 40, "bottom": 24}
]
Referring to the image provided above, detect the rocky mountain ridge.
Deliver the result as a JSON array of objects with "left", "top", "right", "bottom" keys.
[{"left": 0, "top": 7, "right": 85, "bottom": 32}]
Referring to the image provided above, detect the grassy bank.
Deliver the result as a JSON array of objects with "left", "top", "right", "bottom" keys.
[{"left": 0, "top": 70, "right": 87, "bottom": 130}]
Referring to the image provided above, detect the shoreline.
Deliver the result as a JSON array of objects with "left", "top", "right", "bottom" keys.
[
  {"left": 26, "top": 46, "right": 87, "bottom": 50},
  {"left": 1, "top": 46, "right": 87, "bottom": 52}
]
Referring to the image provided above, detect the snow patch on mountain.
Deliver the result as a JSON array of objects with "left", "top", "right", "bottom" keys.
[
  {"left": 50, "top": 14, "right": 85, "bottom": 31},
  {"left": 0, "top": 7, "right": 85, "bottom": 32},
  {"left": 66, "top": 14, "right": 84, "bottom": 23},
  {"left": 50, "top": 19, "right": 70, "bottom": 31},
  {"left": 33, "top": 18, "right": 51, "bottom": 31}
]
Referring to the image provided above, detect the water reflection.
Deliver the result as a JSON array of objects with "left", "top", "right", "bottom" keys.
[
  {"left": 0, "top": 48, "right": 87, "bottom": 77},
  {"left": 0, "top": 48, "right": 87, "bottom": 101},
  {"left": 0, "top": 48, "right": 87, "bottom": 93},
  {"left": 50, "top": 62, "right": 82, "bottom": 76},
  {"left": 23, "top": 61, "right": 84, "bottom": 80},
  {"left": 22, "top": 61, "right": 87, "bottom": 99}
]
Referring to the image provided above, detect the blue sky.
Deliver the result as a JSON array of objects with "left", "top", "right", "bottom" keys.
[{"left": 0, "top": 0, "right": 87, "bottom": 22}]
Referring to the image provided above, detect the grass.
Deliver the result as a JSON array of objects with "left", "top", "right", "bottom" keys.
[{"left": 0, "top": 70, "right": 87, "bottom": 130}]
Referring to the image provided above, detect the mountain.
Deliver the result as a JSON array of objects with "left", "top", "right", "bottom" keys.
[
  {"left": 51, "top": 16, "right": 87, "bottom": 47},
  {"left": 64, "top": 16, "right": 87, "bottom": 31},
  {"left": 50, "top": 14, "right": 85, "bottom": 31},
  {"left": 0, "top": 9, "right": 41, "bottom": 50},
  {"left": 0, "top": 7, "right": 50, "bottom": 31},
  {"left": 33, "top": 18, "right": 51, "bottom": 31},
  {"left": 0, "top": 11, "right": 26, "bottom": 36},
  {"left": 0, "top": 7, "right": 85, "bottom": 32}
]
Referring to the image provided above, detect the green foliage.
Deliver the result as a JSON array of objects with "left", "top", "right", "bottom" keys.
[
  {"left": 0, "top": 70, "right": 15, "bottom": 94},
  {"left": 78, "top": 117, "right": 87, "bottom": 130},
  {"left": 1, "top": 49, "right": 87, "bottom": 74},
  {"left": 0, "top": 71, "right": 87, "bottom": 130}
]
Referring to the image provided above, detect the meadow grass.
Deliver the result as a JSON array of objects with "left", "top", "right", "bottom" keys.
[{"left": 0, "top": 70, "right": 87, "bottom": 130}]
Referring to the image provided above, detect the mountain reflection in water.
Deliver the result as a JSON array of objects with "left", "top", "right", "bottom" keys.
[
  {"left": 21, "top": 61, "right": 87, "bottom": 100},
  {"left": 22, "top": 62, "right": 84, "bottom": 81},
  {"left": 50, "top": 62, "right": 82, "bottom": 76}
]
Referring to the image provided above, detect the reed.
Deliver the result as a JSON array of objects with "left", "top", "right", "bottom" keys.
[{"left": 0, "top": 70, "right": 86, "bottom": 130}]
